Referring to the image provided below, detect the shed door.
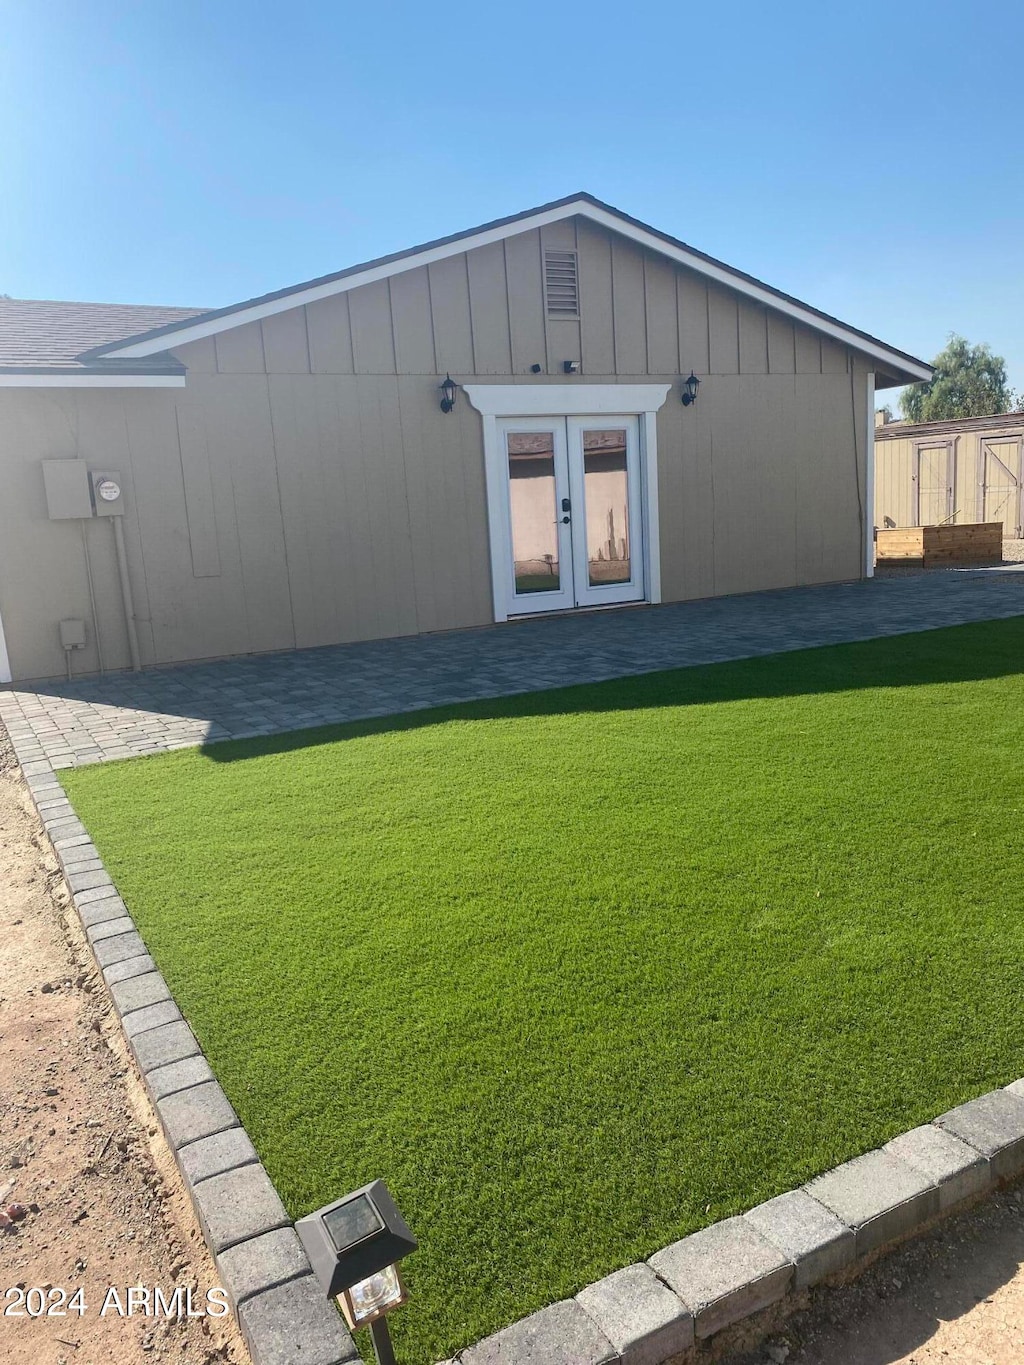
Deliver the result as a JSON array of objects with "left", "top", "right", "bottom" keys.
[
  {"left": 915, "top": 445, "right": 952, "bottom": 526},
  {"left": 980, "top": 439, "right": 1022, "bottom": 539}
]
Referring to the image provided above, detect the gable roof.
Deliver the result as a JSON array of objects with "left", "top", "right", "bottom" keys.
[
  {"left": 0, "top": 299, "right": 202, "bottom": 381},
  {"left": 81, "top": 192, "right": 931, "bottom": 385}
]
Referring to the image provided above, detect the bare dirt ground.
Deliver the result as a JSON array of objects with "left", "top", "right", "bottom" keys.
[
  {"left": 725, "top": 1185, "right": 1024, "bottom": 1365},
  {"left": 0, "top": 736, "right": 247, "bottom": 1365}
]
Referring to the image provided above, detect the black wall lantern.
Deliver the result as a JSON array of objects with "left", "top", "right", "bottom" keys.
[
  {"left": 439, "top": 374, "right": 457, "bottom": 413},
  {"left": 681, "top": 372, "right": 700, "bottom": 406}
]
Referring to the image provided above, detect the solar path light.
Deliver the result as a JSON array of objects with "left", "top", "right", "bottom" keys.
[{"left": 296, "top": 1179, "right": 417, "bottom": 1365}]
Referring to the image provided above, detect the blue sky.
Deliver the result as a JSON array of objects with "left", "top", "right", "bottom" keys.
[{"left": 3, "top": 1, "right": 1023, "bottom": 404}]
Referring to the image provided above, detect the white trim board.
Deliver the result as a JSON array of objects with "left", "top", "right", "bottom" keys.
[
  {"left": 0, "top": 601, "right": 11, "bottom": 685},
  {"left": 641, "top": 409, "right": 662, "bottom": 607},
  {"left": 465, "top": 383, "right": 672, "bottom": 416},
  {"left": 0, "top": 373, "right": 186, "bottom": 388},
  {"left": 466, "top": 384, "right": 670, "bottom": 623},
  {"left": 89, "top": 198, "right": 932, "bottom": 383},
  {"left": 866, "top": 372, "right": 875, "bottom": 578}
]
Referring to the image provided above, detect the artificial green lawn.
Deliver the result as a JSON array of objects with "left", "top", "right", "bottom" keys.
[{"left": 62, "top": 618, "right": 1024, "bottom": 1363}]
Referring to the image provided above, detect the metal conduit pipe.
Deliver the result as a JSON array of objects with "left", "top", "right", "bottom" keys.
[
  {"left": 79, "top": 520, "right": 106, "bottom": 673},
  {"left": 111, "top": 515, "right": 142, "bottom": 672}
]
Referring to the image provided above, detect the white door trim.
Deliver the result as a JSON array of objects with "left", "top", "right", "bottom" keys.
[
  {"left": 0, "top": 600, "right": 12, "bottom": 685},
  {"left": 641, "top": 409, "right": 662, "bottom": 607},
  {"left": 866, "top": 371, "right": 875, "bottom": 578},
  {"left": 466, "top": 384, "right": 670, "bottom": 622}
]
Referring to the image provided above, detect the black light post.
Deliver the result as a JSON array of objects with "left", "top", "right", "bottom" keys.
[{"left": 296, "top": 1180, "right": 418, "bottom": 1365}]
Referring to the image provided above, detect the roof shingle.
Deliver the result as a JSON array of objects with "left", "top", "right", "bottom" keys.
[{"left": 0, "top": 298, "right": 203, "bottom": 372}]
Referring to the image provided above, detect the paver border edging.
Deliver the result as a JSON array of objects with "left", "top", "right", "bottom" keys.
[
  {"left": 0, "top": 719, "right": 358, "bottom": 1365},
  {"left": 6, "top": 707, "right": 1024, "bottom": 1365},
  {"left": 438, "top": 1106, "right": 1024, "bottom": 1365}
]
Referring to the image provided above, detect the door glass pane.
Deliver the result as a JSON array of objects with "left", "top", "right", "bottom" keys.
[
  {"left": 507, "top": 431, "right": 561, "bottom": 594},
  {"left": 583, "top": 429, "right": 631, "bottom": 585}
]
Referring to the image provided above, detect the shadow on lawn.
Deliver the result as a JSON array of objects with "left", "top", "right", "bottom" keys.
[{"left": 200, "top": 615, "right": 1024, "bottom": 763}]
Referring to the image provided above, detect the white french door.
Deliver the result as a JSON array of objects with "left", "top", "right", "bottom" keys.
[{"left": 497, "top": 414, "right": 645, "bottom": 615}]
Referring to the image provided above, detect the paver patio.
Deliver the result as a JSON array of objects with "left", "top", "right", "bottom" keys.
[{"left": 3, "top": 568, "right": 1024, "bottom": 767}]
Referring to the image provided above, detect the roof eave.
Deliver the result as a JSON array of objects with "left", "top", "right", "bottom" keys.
[{"left": 875, "top": 364, "right": 934, "bottom": 390}]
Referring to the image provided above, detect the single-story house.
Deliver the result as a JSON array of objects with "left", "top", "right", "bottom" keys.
[
  {"left": 874, "top": 410, "right": 1024, "bottom": 539},
  {"left": 0, "top": 192, "right": 931, "bottom": 685}
]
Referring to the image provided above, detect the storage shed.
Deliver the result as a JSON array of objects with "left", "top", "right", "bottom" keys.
[
  {"left": 0, "top": 193, "right": 930, "bottom": 684},
  {"left": 874, "top": 410, "right": 1024, "bottom": 540}
]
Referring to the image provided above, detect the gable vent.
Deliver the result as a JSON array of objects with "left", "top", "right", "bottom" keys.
[{"left": 544, "top": 250, "right": 579, "bottom": 318}]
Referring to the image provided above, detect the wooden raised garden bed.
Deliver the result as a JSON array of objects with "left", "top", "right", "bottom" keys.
[{"left": 875, "top": 522, "right": 1003, "bottom": 567}]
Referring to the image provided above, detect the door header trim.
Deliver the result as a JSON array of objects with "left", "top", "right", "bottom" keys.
[{"left": 465, "top": 383, "right": 671, "bottom": 417}]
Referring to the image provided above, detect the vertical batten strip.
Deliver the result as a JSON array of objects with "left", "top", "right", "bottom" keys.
[{"left": 866, "top": 371, "right": 875, "bottom": 578}]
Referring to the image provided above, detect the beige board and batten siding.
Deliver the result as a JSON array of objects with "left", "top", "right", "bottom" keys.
[
  {"left": 874, "top": 416, "right": 1024, "bottom": 538},
  {"left": 0, "top": 215, "right": 872, "bottom": 682}
]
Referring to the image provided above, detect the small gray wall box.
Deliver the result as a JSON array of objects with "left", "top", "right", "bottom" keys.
[
  {"left": 42, "top": 459, "right": 93, "bottom": 520},
  {"left": 59, "top": 618, "right": 86, "bottom": 650}
]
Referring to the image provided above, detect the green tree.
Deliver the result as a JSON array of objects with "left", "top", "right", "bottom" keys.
[{"left": 901, "top": 334, "right": 1013, "bottom": 422}]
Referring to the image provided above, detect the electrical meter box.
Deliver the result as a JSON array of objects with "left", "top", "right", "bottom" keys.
[{"left": 89, "top": 470, "right": 125, "bottom": 517}]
